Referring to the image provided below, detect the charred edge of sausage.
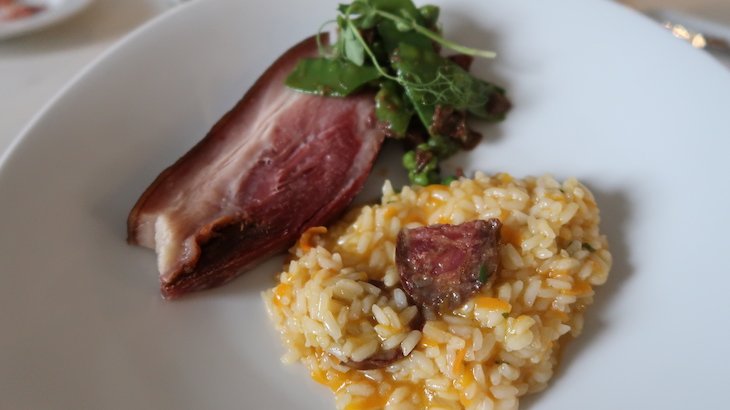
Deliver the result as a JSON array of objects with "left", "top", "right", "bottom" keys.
[
  {"left": 447, "top": 54, "right": 474, "bottom": 71},
  {"left": 429, "top": 105, "right": 483, "bottom": 150},
  {"left": 414, "top": 149, "right": 434, "bottom": 173},
  {"left": 486, "top": 91, "right": 512, "bottom": 119}
]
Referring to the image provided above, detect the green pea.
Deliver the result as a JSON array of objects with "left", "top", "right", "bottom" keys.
[
  {"left": 413, "top": 172, "right": 430, "bottom": 186},
  {"left": 402, "top": 150, "right": 417, "bottom": 170}
]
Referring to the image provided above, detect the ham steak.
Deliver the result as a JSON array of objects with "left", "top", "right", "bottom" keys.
[{"left": 127, "top": 35, "right": 385, "bottom": 298}]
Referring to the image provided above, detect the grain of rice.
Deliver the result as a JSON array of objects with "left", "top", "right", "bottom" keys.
[
  {"left": 425, "top": 377, "right": 450, "bottom": 393},
  {"left": 322, "top": 311, "right": 342, "bottom": 340},
  {"left": 347, "top": 382, "right": 375, "bottom": 396},
  {"left": 401, "top": 330, "right": 422, "bottom": 356},
  {"left": 371, "top": 304, "right": 389, "bottom": 326},
  {"left": 464, "top": 382, "right": 479, "bottom": 400},
  {"left": 351, "top": 339, "right": 379, "bottom": 362},
  {"left": 478, "top": 396, "right": 495, "bottom": 410},
  {"left": 546, "top": 278, "right": 571, "bottom": 290},
  {"left": 383, "top": 306, "right": 402, "bottom": 329},
  {"left": 523, "top": 279, "right": 541, "bottom": 307},
  {"left": 473, "top": 363, "right": 487, "bottom": 388},
  {"left": 502, "top": 244, "right": 524, "bottom": 269},
  {"left": 333, "top": 279, "right": 364, "bottom": 300},
  {"left": 393, "top": 288, "right": 408, "bottom": 309},
  {"left": 383, "top": 333, "right": 408, "bottom": 350},
  {"left": 387, "top": 386, "right": 411, "bottom": 406},
  {"left": 400, "top": 305, "right": 418, "bottom": 325}
]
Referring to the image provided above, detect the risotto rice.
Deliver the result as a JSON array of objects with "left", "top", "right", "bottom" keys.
[{"left": 264, "top": 172, "right": 611, "bottom": 410}]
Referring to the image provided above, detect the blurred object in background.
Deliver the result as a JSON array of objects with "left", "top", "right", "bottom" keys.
[
  {"left": 0, "top": 0, "right": 95, "bottom": 40},
  {"left": 0, "top": 0, "right": 175, "bottom": 152},
  {"left": 620, "top": 0, "right": 730, "bottom": 69},
  {"left": 620, "top": 0, "right": 730, "bottom": 23},
  {"left": 0, "top": 0, "right": 45, "bottom": 22}
]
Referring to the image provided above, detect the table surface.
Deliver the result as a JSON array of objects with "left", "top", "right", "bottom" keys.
[{"left": 1, "top": 0, "right": 729, "bottom": 158}]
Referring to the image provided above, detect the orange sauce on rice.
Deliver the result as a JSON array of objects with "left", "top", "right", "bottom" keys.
[{"left": 266, "top": 174, "right": 611, "bottom": 410}]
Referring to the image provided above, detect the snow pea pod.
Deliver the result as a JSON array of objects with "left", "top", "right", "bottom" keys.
[{"left": 285, "top": 57, "right": 380, "bottom": 97}]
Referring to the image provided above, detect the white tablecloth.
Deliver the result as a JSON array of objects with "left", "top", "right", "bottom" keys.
[
  {"left": 1, "top": 0, "right": 728, "bottom": 157},
  {"left": 0, "top": 0, "right": 174, "bottom": 155}
]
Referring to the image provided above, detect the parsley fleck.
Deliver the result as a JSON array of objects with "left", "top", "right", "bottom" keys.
[{"left": 479, "top": 265, "right": 489, "bottom": 283}]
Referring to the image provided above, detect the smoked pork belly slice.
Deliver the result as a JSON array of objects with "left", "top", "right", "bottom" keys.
[{"left": 127, "top": 35, "right": 385, "bottom": 298}]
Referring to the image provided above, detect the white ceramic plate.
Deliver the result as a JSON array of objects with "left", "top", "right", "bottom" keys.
[
  {"left": 2, "top": 0, "right": 729, "bottom": 408},
  {"left": 0, "top": 0, "right": 93, "bottom": 40}
]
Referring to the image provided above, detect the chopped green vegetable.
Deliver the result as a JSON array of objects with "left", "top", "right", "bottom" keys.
[
  {"left": 427, "top": 134, "right": 459, "bottom": 158},
  {"left": 285, "top": 58, "right": 380, "bottom": 96},
  {"left": 441, "top": 175, "right": 457, "bottom": 185},
  {"left": 375, "top": 81, "right": 413, "bottom": 137},
  {"left": 286, "top": 0, "right": 510, "bottom": 185},
  {"left": 582, "top": 243, "right": 596, "bottom": 252},
  {"left": 502, "top": 312, "right": 509, "bottom": 318},
  {"left": 478, "top": 264, "right": 489, "bottom": 284},
  {"left": 402, "top": 150, "right": 417, "bottom": 170}
]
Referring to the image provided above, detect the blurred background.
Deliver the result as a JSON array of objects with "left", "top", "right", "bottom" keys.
[{"left": 1, "top": 0, "right": 729, "bottom": 154}]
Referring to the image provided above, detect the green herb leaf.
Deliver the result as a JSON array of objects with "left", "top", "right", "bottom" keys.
[
  {"left": 373, "top": 8, "right": 495, "bottom": 58},
  {"left": 356, "top": 13, "right": 379, "bottom": 29},
  {"left": 376, "top": 19, "right": 433, "bottom": 56},
  {"left": 343, "top": 25, "right": 366, "bottom": 66},
  {"left": 479, "top": 265, "right": 489, "bottom": 283},
  {"left": 502, "top": 312, "right": 509, "bottom": 318},
  {"left": 285, "top": 0, "right": 510, "bottom": 186},
  {"left": 369, "top": 0, "right": 421, "bottom": 17},
  {"left": 285, "top": 57, "right": 380, "bottom": 96},
  {"left": 418, "top": 5, "right": 439, "bottom": 26}
]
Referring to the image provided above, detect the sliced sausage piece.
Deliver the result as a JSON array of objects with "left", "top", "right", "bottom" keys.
[{"left": 396, "top": 219, "right": 502, "bottom": 311}]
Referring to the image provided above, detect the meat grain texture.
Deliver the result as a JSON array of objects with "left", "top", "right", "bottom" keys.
[{"left": 128, "top": 35, "right": 384, "bottom": 298}]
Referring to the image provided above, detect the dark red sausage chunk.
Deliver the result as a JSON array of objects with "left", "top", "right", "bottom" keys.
[{"left": 396, "top": 219, "right": 502, "bottom": 312}]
